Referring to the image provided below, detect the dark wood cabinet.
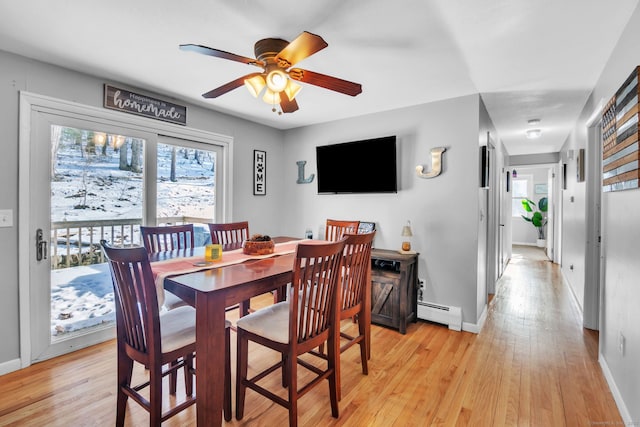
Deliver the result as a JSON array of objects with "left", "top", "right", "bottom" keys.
[{"left": 370, "top": 249, "right": 418, "bottom": 334}]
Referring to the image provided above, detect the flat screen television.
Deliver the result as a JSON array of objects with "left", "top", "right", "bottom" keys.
[{"left": 316, "top": 136, "right": 397, "bottom": 194}]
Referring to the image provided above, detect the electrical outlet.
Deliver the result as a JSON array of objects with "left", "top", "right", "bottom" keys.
[
  {"left": 0, "top": 209, "right": 13, "bottom": 227},
  {"left": 619, "top": 332, "right": 625, "bottom": 356}
]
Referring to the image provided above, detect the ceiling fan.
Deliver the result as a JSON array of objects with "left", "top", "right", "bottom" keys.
[{"left": 179, "top": 31, "right": 362, "bottom": 114}]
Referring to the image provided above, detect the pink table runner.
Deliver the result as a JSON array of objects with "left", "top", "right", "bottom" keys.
[{"left": 151, "top": 239, "right": 316, "bottom": 307}]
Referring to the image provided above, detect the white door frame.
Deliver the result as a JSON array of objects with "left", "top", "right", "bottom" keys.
[
  {"left": 584, "top": 100, "right": 604, "bottom": 330},
  {"left": 18, "top": 91, "right": 233, "bottom": 367},
  {"left": 508, "top": 162, "right": 558, "bottom": 259}
]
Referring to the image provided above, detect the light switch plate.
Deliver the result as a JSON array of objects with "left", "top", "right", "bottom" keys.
[{"left": 0, "top": 209, "right": 13, "bottom": 227}]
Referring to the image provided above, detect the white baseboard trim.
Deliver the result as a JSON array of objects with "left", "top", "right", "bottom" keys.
[
  {"left": 0, "top": 358, "right": 22, "bottom": 376},
  {"left": 560, "top": 268, "right": 584, "bottom": 315},
  {"left": 512, "top": 241, "right": 538, "bottom": 246},
  {"left": 599, "top": 354, "right": 632, "bottom": 423},
  {"left": 462, "top": 304, "right": 487, "bottom": 334}
]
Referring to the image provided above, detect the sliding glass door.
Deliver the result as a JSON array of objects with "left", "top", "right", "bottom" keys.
[{"left": 24, "top": 102, "right": 228, "bottom": 363}]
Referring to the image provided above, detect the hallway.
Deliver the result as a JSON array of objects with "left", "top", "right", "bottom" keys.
[
  {"left": 0, "top": 245, "right": 623, "bottom": 425},
  {"left": 468, "top": 244, "right": 621, "bottom": 425}
]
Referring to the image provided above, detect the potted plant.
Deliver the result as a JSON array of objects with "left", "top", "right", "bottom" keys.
[{"left": 521, "top": 197, "right": 548, "bottom": 247}]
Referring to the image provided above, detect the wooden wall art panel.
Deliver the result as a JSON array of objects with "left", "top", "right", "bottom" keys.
[{"left": 602, "top": 66, "right": 639, "bottom": 192}]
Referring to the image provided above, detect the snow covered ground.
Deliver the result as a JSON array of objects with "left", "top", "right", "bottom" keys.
[
  {"left": 51, "top": 264, "right": 115, "bottom": 336},
  {"left": 50, "top": 129, "right": 215, "bottom": 336}
]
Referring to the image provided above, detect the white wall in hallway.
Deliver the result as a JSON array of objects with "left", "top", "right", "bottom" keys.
[{"left": 561, "top": 4, "right": 640, "bottom": 422}]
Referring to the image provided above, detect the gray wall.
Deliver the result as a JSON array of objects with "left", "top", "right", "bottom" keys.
[
  {"left": 0, "top": 50, "right": 285, "bottom": 366},
  {"left": 510, "top": 152, "right": 559, "bottom": 165},
  {"left": 280, "top": 94, "right": 489, "bottom": 324},
  {"left": 560, "top": 4, "right": 640, "bottom": 421}
]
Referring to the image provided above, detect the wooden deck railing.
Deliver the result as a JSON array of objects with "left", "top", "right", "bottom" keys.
[{"left": 50, "top": 216, "right": 212, "bottom": 269}]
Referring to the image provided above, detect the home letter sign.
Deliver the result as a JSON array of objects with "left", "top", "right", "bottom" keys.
[{"left": 254, "top": 150, "right": 266, "bottom": 195}]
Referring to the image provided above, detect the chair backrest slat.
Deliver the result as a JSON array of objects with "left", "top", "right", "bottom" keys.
[
  {"left": 140, "top": 224, "right": 195, "bottom": 253},
  {"left": 325, "top": 219, "right": 360, "bottom": 241},
  {"left": 208, "top": 221, "right": 249, "bottom": 246}
]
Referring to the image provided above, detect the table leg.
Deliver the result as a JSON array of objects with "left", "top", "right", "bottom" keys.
[
  {"left": 195, "top": 292, "right": 227, "bottom": 427},
  {"left": 365, "top": 265, "right": 372, "bottom": 359}
]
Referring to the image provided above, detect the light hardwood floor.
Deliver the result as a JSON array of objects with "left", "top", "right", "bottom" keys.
[{"left": 0, "top": 246, "right": 622, "bottom": 426}]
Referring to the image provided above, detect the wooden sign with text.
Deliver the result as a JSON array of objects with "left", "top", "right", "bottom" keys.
[
  {"left": 103, "top": 84, "right": 187, "bottom": 125},
  {"left": 254, "top": 150, "right": 266, "bottom": 195}
]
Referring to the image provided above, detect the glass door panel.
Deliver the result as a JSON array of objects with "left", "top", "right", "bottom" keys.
[
  {"left": 156, "top": 137, "right": 219, "bottom": 246},
  {"left": 49, "top": 124, "right": 144, "bottom": 343}
]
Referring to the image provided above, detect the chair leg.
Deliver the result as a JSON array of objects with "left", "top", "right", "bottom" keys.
[
  {"left": 235, "top": 329, "right": 248, "bottom": 420},
  {"left": 116, "top": 353, "right": 134, "bottom": 427},
  {"left": 327, "top": 341, "right": 340, "bottom": 418},
  {"left": 224, "top": 327, "right": 232, "bottom": 422},
  {"left": 169, "top": 360, "right": 178, "bottom": 395},
  {"left": 185, "top": 354, "right": 194, "bottom": 396},
  {"left": 149, "top": 365, "right": 163, "bottom": 427},
  {"left": 240, "top": 300, "right": 251, "bottom": 317},
  {"left": 281, "top": 354, "right": 288, "bottom": 388},
  {"left": 358, "top": 315, "right": 369, "bottom": 375},
  {"left": 287, "top": 353, "right": 298, "bottom": 427}
]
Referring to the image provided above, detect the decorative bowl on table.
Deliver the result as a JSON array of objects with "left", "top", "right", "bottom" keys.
[{"left": 242, "top": 234, "right": 275, "bottom": 255}]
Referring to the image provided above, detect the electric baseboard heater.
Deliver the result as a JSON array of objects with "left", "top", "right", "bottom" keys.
[{"left": 417, "top": 301, "right": 462, "bottom": 331}]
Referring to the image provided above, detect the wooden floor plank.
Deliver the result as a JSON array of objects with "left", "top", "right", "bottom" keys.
[{"left": 0, "top": 246, "right": 624, "bottom": 426}]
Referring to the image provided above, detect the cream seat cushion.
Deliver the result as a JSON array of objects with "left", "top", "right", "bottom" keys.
[
  {"left": 162, "top": 290, "right": 188, "bottom": 311},
  {"left": 159, "top": 306, "right": 231, "bottom": 353},
  {"left": 235, "top": 301, "right": 290, "bottom": 344}
]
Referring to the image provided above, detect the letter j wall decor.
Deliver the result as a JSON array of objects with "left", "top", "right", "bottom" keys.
[{"left": 254, "top": 150, "right": 266, "bottom": 195}]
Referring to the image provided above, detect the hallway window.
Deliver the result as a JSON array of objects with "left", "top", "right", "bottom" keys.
[{"left": 512, "top": 175, "right": 532, "bottom": 217}]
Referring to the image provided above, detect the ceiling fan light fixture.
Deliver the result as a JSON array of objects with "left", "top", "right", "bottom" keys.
[
  {"left": 262, "top": 88, "right": 281, "bottom": 105},
  {"left": 244, "top": 75, "right": 266, "bottom": 98},
  {"left": 284, "top": 79, "right": 302, "bottom": 100},
  {"left": 266, "top": 69, "right": 288, "bottom": 92}
]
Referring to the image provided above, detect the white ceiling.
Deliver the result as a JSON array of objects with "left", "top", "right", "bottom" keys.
[{"left": 1, "top": 0, "right": 638, "bottom": 155}]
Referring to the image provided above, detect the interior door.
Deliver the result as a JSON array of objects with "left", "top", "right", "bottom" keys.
[
  {"left": 584, "top": 122, "right": 602, "bottom": 330},
  {"left": 29, "top": 111, "right": 154, "bottom": 362}
]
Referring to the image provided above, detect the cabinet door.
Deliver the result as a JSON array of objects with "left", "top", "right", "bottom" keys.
[{"left": 371, "top": 271, "right": 399, "bottom": 328}]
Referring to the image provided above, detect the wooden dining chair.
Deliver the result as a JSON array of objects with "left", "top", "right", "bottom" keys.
[
  {"left": 101, "top": 241, "right": 232, "bottom": 425},
  {"left": 140, "top": 224, "right": 195, "bottom": 311},
  {"left": 140, "top": 224, "right": 195, "bottom": 253},
  {"left": 208, "top": 221, "right": 254, "bottom": 316},
  {"left": 313, "top": 231, "right": 375, "bottom": 399},
  {"left": 235, "top": 239, "right": 347, "bottom": 427},
  {"left": 208, "top": 221, "right": 249, "bottom": 247},
  {"left": 325, "top": 219, "right": 360, "bottom": 241}
]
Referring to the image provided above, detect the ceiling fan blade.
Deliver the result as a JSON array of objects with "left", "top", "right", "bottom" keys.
[
  {"left": 290, "top": 69, "right": 362, "bottom": 96},
  {"left": 202, "top": 73, "right": 262, "bottom": 98},
  {"left": 280, "top": 93, "right": 299, "bottom": 113},
  {"left": 276, "top": 31, "right": 328, "bottom": 67},
  {"left": 180, "top": 44, "right": 264, "bottom": 67}
]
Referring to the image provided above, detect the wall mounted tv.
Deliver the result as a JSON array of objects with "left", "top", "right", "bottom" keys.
[{"left": 316, "top": 136, "right": 398, "bottom": 194}]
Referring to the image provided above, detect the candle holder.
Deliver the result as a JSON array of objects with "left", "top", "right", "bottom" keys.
[{"left": 400, "top": 221, "right": 416, "bottom": 254}]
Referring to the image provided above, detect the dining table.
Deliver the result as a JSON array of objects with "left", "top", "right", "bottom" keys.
[{"left": 150, "top": 236, "right": 324, "bottom": 427}]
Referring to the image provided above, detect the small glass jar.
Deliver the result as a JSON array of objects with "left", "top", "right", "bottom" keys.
[{"left": 205, "top": 244, "right": 222, "bottom": 262}]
